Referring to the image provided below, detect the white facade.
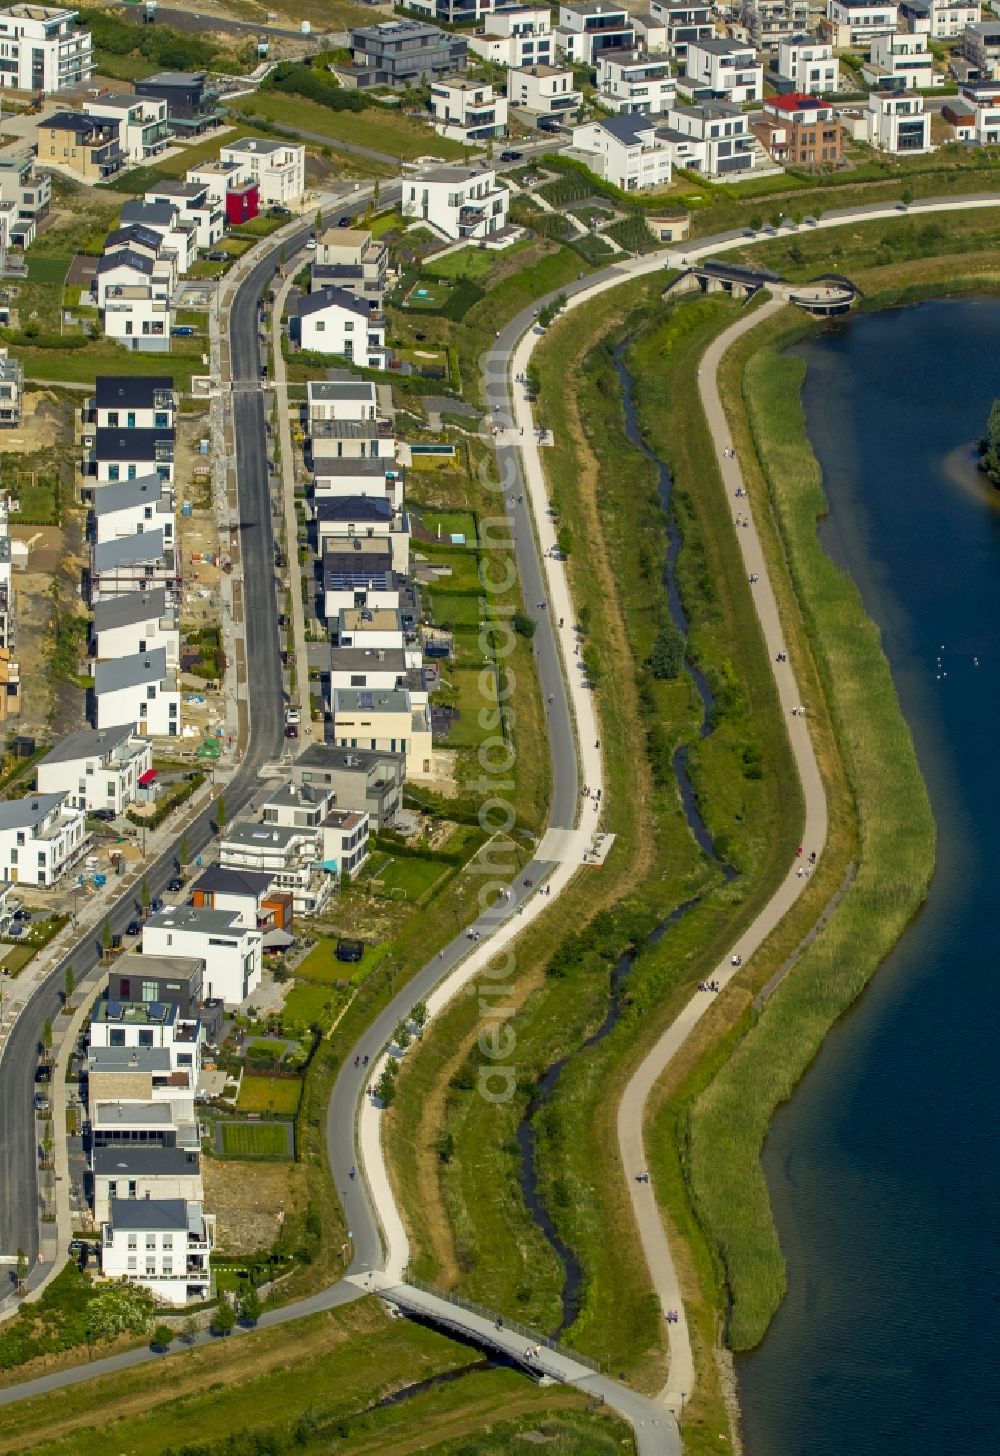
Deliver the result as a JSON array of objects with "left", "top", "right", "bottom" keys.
[
  {"left": 37, "top": 726, "right": 152, "bottom": 815},
  {"left": 332, "top": 688, "right": 433, "bottom": 778},
  {"left": 683, "top": 37, "right": 764, "bottom": 104},
  {"left": 92, "top": 1149, "right": 202, "bottom": 1229},
  {"left": 556, "top": 3, "right": 636, "bottom": 64},
  {"left": 83, "top": 93, "right": 170, "bottom": 164},
  {"left": 777, "top": 36, "right": 840, "bottom": 94},
  {"left": 841, "top": 88, "right": 932, "bottom": 150},
  {"left": 825, "top": 0, "right": 899, "bottom": 45},
  {"left": 962, "top": 20, "right": 1000, "bottom": 79},
  {"left": 92, "top": 474, "right": 174, "bottom": 546},
  {"left": 219, "top": 822, "right": 333, "bottom": 916},
  {"left": 92, "top": 589, "right": 178, "bottom": 667},
  {"left": 319, "top": 809, "right": 370, "bottom": 879},
  {"left": 947, "top": 80, "right": 1000, "bottom": 142},
  {"left": 570, "top": 116, "right": 673, "bottom": 191},
  {"left": 431, "top": 78, "right": 508, "bottom": 142},
  {"left": 0, "top": 791, "right": 89, "bottom": 886},
  {"left": 468, "top": 7, "right": 554, "bottom": 68},
  {"left": 663, "top": 101, "right": 758, "bottom": 176},
  {"left": 144, "top": 183, "right": 224, "bottom": 251},
  {"left": 219, "top": 138, "right": 305, "bottom": 206},
  {"left": 596, "top": 51, "right": 677, "bottom": 114},
  {"left": 297, "top": 286, "right": 386, "bottom": 366},
  {"left": 927, "top": 1, "right": 979, "bottom": 38},
  {"left": 94, "top": 648, "right": 180, "bottom": 738},
  {"left": 402, "top": 164, "right": 509, "bottom": 242},
  {"left": 0, "top": 4, "right": 92, "bottom": 93},
  {"left": 101, "top": 1198, "right": 213, "bottom": 1306},
  {"left": 740, "top": 0, "right": 811, "bottom": 49},
  {"left": 142, "top": 906, "right": 263, "bottom": 1006},
  {"left": 864, "top": 29, "right": 937, "bottom": 89},
  {"left": 307, "top": 378, "right": 379, "bottom": 426},
  {"left": 93, "top": 378, "right": 174, "bottom": 433},
  {"left": 648, "top": 2, "right": 714, "bottom": 62},
  {"left": 507, "top": 62, "right": 582, "bottom": 115}
]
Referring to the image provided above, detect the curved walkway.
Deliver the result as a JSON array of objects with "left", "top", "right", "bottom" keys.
[{"left": 0, "top": 194, "right": 996, "bottom": 1447}]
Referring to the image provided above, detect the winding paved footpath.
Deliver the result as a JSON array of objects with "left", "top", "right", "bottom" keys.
[{"left": 617, "top": 301, "right": 829, "bottom": 1413}]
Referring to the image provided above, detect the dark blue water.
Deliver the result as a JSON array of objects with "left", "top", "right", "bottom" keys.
[{"left": 737, "top": 297, "right": 1000, "bottom": 1456}]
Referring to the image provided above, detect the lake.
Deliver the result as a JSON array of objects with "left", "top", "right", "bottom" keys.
[{"left": 736, "top": 296, "right": 1000, "bottom": 1456}]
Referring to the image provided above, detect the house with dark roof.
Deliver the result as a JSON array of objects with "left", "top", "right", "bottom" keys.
[
  {"left": 294, "top": 284, "right": 387, "bottom": 366},
  {"left": 41, "top": 111, "right": 122, "bottom": 181},
  {"left": 92, "top": 586, "right": 177, "bottom": 664},
  {"left": 37, "top": 725, "right": 152, "bottom": 815},
  {"left": 101, "top": 1197, "right": 214, "bottom": 1305},
  {"left": 92, "top": 375, "right": 175, "bottom": 430}
]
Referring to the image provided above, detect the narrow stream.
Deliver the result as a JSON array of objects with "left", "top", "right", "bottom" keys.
[{"left": 515, "top": 341, "right": 736, "bottom": 1337}]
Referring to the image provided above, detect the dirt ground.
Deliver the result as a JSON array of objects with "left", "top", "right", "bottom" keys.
[
  {"left": 202, "top": 1155, "right": 307, "bottom": 1255},
  {"left": 1, "top": 390, "right": 65, "bottom": 454}
]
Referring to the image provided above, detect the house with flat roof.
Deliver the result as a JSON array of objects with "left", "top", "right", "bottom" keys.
[
  {"left": 863, "top": 29, "right": 937, "bottom": 90},
  {"left": 469, "top": 7, "right": 554, "bottom": 69},
  {"left": 314, "top": 496, "right": 410, "bottom": 572},
  {"left": 313, "top": 456, "right": 404, "bottom": 510},
  {"left": 596, "top": 50, "right": 676, "bottom": 115},
  {"left": 220, "top": 138, "right": 305, "bottom": 206},
  {"left": 93, "top": 648, "right": 179, "bottom": 736},
  {"left": 0, "top": 155, "right": 51, "bottom": 248},
  {"left": 311, "top": 229, "right": 387, "bottom": 305},
  {"left": 141, "top": 905, "right": 262, "bottom": 1005},
  {"left": 776, "top": 36, "right": 841, "bottom": 95},
  {"left": 740, "top": 0, "right": 810, "bottom": 51},
  {"left": 346, "top": 19, "right": 468, "bottom": 89},
  {"left": 682, "top": 37, "right": 764, "bottom": 104},
  {"left": 838, "top": 87, "right": 932, "bottom": 150},
  {"left": 133, "top": 71, "right": 223, "bottom": 136},
  {"left": 648, "top": 1, "right": 714, "bottom": 62},
  {"left": 556, "top": 2, "right": 636, "bottom": 64},
  {"left": 332, "top": 687, "right": 433, "bottom": 777},
  {"left": 219, "top": 819, "right": 333, "bottom": 916},
  {"left": 0, "top": 5, "right": 92, "bottom": 93},
  {"left": 306, "top": 376, "right": 379, "bottom": 425},
  {"left": 507, "top": 63, "right": 582, "bottom": 117},
  {"left": 322, "top": 542, "right": 397, "bottom": 624},
  {"left": 36, "top": 725, "right": 152, "bottom": 815},
  {"left": 431, "top": 77, "right": 508, "bottom": 143},
  {"left": 661, "top": 99, "right": 758, "bottom": 176},
  {"left": 0, "top": 791, "right": 89, "bottom": 885},
  {"left": 101, "top": 1197, "right": 213, "bottom": 1305},
  {"left": 402, "top": 164, "right": 509, "bottom": 242},
  {"left": 41, "top": 111, "right": 121, "bottom": 181},
  {"left": 143, "top": 180, "right": 224, "bottom": 250},
  {"left": 823, "top": 0, "right": 899, "bottom": 46},
  {"left": 108, "top": 954, "right": 205, "bottom": 1019},
  {"left": 83, "top": 92, "right": 170, "bottom": 165},
  {"left": 291, "top": 743, "right": 405, "bottom": 828},
  {"left": 91, "top": 1145, "right": 202, "bottom": 1228}
]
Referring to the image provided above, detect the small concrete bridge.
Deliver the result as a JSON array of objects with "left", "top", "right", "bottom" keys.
[{"left": 666, "top": 259, "right": 858, "bottom": 315}]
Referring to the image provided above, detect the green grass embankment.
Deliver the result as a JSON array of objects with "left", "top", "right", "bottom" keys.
[{"left": 684, "top": 312, "right": 936, "bottom": 1352}]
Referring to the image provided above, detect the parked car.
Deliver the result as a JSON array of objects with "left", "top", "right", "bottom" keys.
[
  {"left": 149, "top": 897, "right": 164, "bottom": 915},
  {"left": 171, "top": 325, "right": 195, "bottom": 337},
  {"left": 126, "top": 919, "right": 142, "bottom": 937},
  {"left": 90, "top": 808, "right": 116, "bottom": 822},
  {"left": 338, "top": 215, "right": 351, "bottom": 227},
  {"left": 13, "top": 908, "right": 31, "bottom": 923},
  {"left": 336, "top": 939, "right": 364, "bottom": 964},
  {"left": 33, "top": 1091, "right": 50, "bottom": 1112},
  {"left": 286, "top": 707, "right": 300, "bottom": 725},
  {"left": 206, "top": 250, "right": 229, "bottom": 262},
  {"left": 499, "top": 149, "right": 523, "bottom": 162},
  {"left": 305, "top": 237, "right": 317, "bottom": 250},
  {"left": 284, "top": 724, "right": 299, "bottom": 739},
  {"left": 167, "top": 876, "right": 185, "bottom": 893}
]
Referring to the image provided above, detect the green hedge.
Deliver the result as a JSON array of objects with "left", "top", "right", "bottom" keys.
[{"left": 127, "top": 771, "right": 204, "bottom": 831}]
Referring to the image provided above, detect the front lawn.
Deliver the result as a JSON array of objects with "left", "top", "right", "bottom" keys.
[
  {"left": 219, "top": 1121, "right": 291, "bottom": 1159},
  {"left": 425, "top": 247, "right": 496, "bottom": 281},
  {"left": 230, "top": 92, "right": 467, "bottom": 161},
  {"left": 280, "top": 979, "right": 347, "bottom": 1032},
  {"left": 361, "top": 851, "right": 453, "bottom": 901},
  {"left": 296, "top": 938, "right": 388, "bottom": 986},
  {"left": 235, "top": 1075, "right": 302, "bottom": 1116}
]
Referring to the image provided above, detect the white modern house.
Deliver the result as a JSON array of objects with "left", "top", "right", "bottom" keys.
[
  {"left": 88, "top": 994, "right": 200, "bottom": 1073},
  {"left": 320, "top": 808, "right": 370, "bottom": 879},
  {"left": 92, "top": 587, "right": 178, "bottom": 666},
  {"left": 903, "top": 0, "right": 979, "bottom": 40},
  {"left": 101, "top": 1198, "right": 214, "bottom": 1306},
  {"left": 91, "top": 1145, "right": 203, "bottom": 1229},
  {"left": 648, "top": 1, "right": 714, "bottom": 62},
  {"left": 431, "top": 77, "right": 508, "bottom": 142},
  {"left": 90, "top": 426, "right": 174, "bottom": 484},
  {"left": 840, "top": 88, "right": 932, "bottom": 150},
  {"left": 295, "top": 286, "right": 386, "bottom": 367},
  {"left": 555, "top": 2, "right": 637, "bottom": 64},
  {"left": 314, "top": 497, "right": 410, "bottom": 572},
  {"left": 142, "top": 905, "right": 263, "bottom": 1005},
  {"left": 570, "top": 113, "right": 673, "bottom": 191},
  {"left": 402, "top": 164, "right": 509, "bottom": 242},
  {"left": 322, "top": 541, "right": 397, "bottom": 623},
  {"left": 36, "top": 725, "right": 152, "bottom": 815},
  {"left": 91, "top": 474, "right": 174, "bottom": 546},
  {"left": 944, "top": 79, "right": 1000, "bottom": 141},
  {"left": 337, "top": 606, "right": 408, "bottom": 654},
  {"left": 219, "top": 137, "right": 305, "bottom": 206},
  {"left": 83, "top": 92, "right": 170, "bottom": 165},
  {"left": 0, "top": 154, "right": 50, "bottom": 249},
  {"left": 682, "top": 37, "right": 764, "bottom": 104},
  {"left": 219, "top": 819, "right": 334, "bottom": 916},
  {"left": 143, "top": 181, "right": 224, "bottom": 250},
  {"left": 93, "top": 648, "right": 180, "bottom": 737},
  {"left": 90, "top": 530, "right": 176, "bottom": 602},
  {"left": 863, "top": 29, "right": 937, "bottom": 88},
  {"left": 92, "top": 376, "right": 174, "bottom": 432},
  {"left": 507, "top": 62, "right": 582, "bottom": 117},
  {"left": 306, "top": 377, "right": 379, "bottom": 426},
  {"left": 961, "top": 19, "right": 1000, "bottom": 79},
  {"left": 118, "top": 199, "right": 197, "bottom": 275},
  {"left": 327, "top": 645, "right": 408, "bottom": 693},
  {"left": 0, "top": 4, "right": 92, "bottom": 92},
  {"left": 662, "top": 100, "right": 758, "bottom": 176},
  {"left": 824, "top": 0, "right": 899, "bottom": 46},
  {"left": 95, "top": 247, "right": 173, "bottom": 353},
  {"left": 777, "top": 35, "right": 841, "bottom": 94},
  {"left": 469, "top": 6, "right": 554, "bottom": 67},
  {"left": 0, "top": 791, "right": 89, "bottom": 886},
  {"left": 311, "top": 229, "right": 387, "bottom": 305},
  {"left": 596, "top": 50, "right": 677, "bottom": 114},
  {"left": 314, "top": 457, "right": 404, "bottom": 510}
]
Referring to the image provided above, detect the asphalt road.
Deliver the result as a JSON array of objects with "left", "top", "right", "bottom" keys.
[{"left": 0, "top": 227, "right": 288, "bottom": 1274}]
